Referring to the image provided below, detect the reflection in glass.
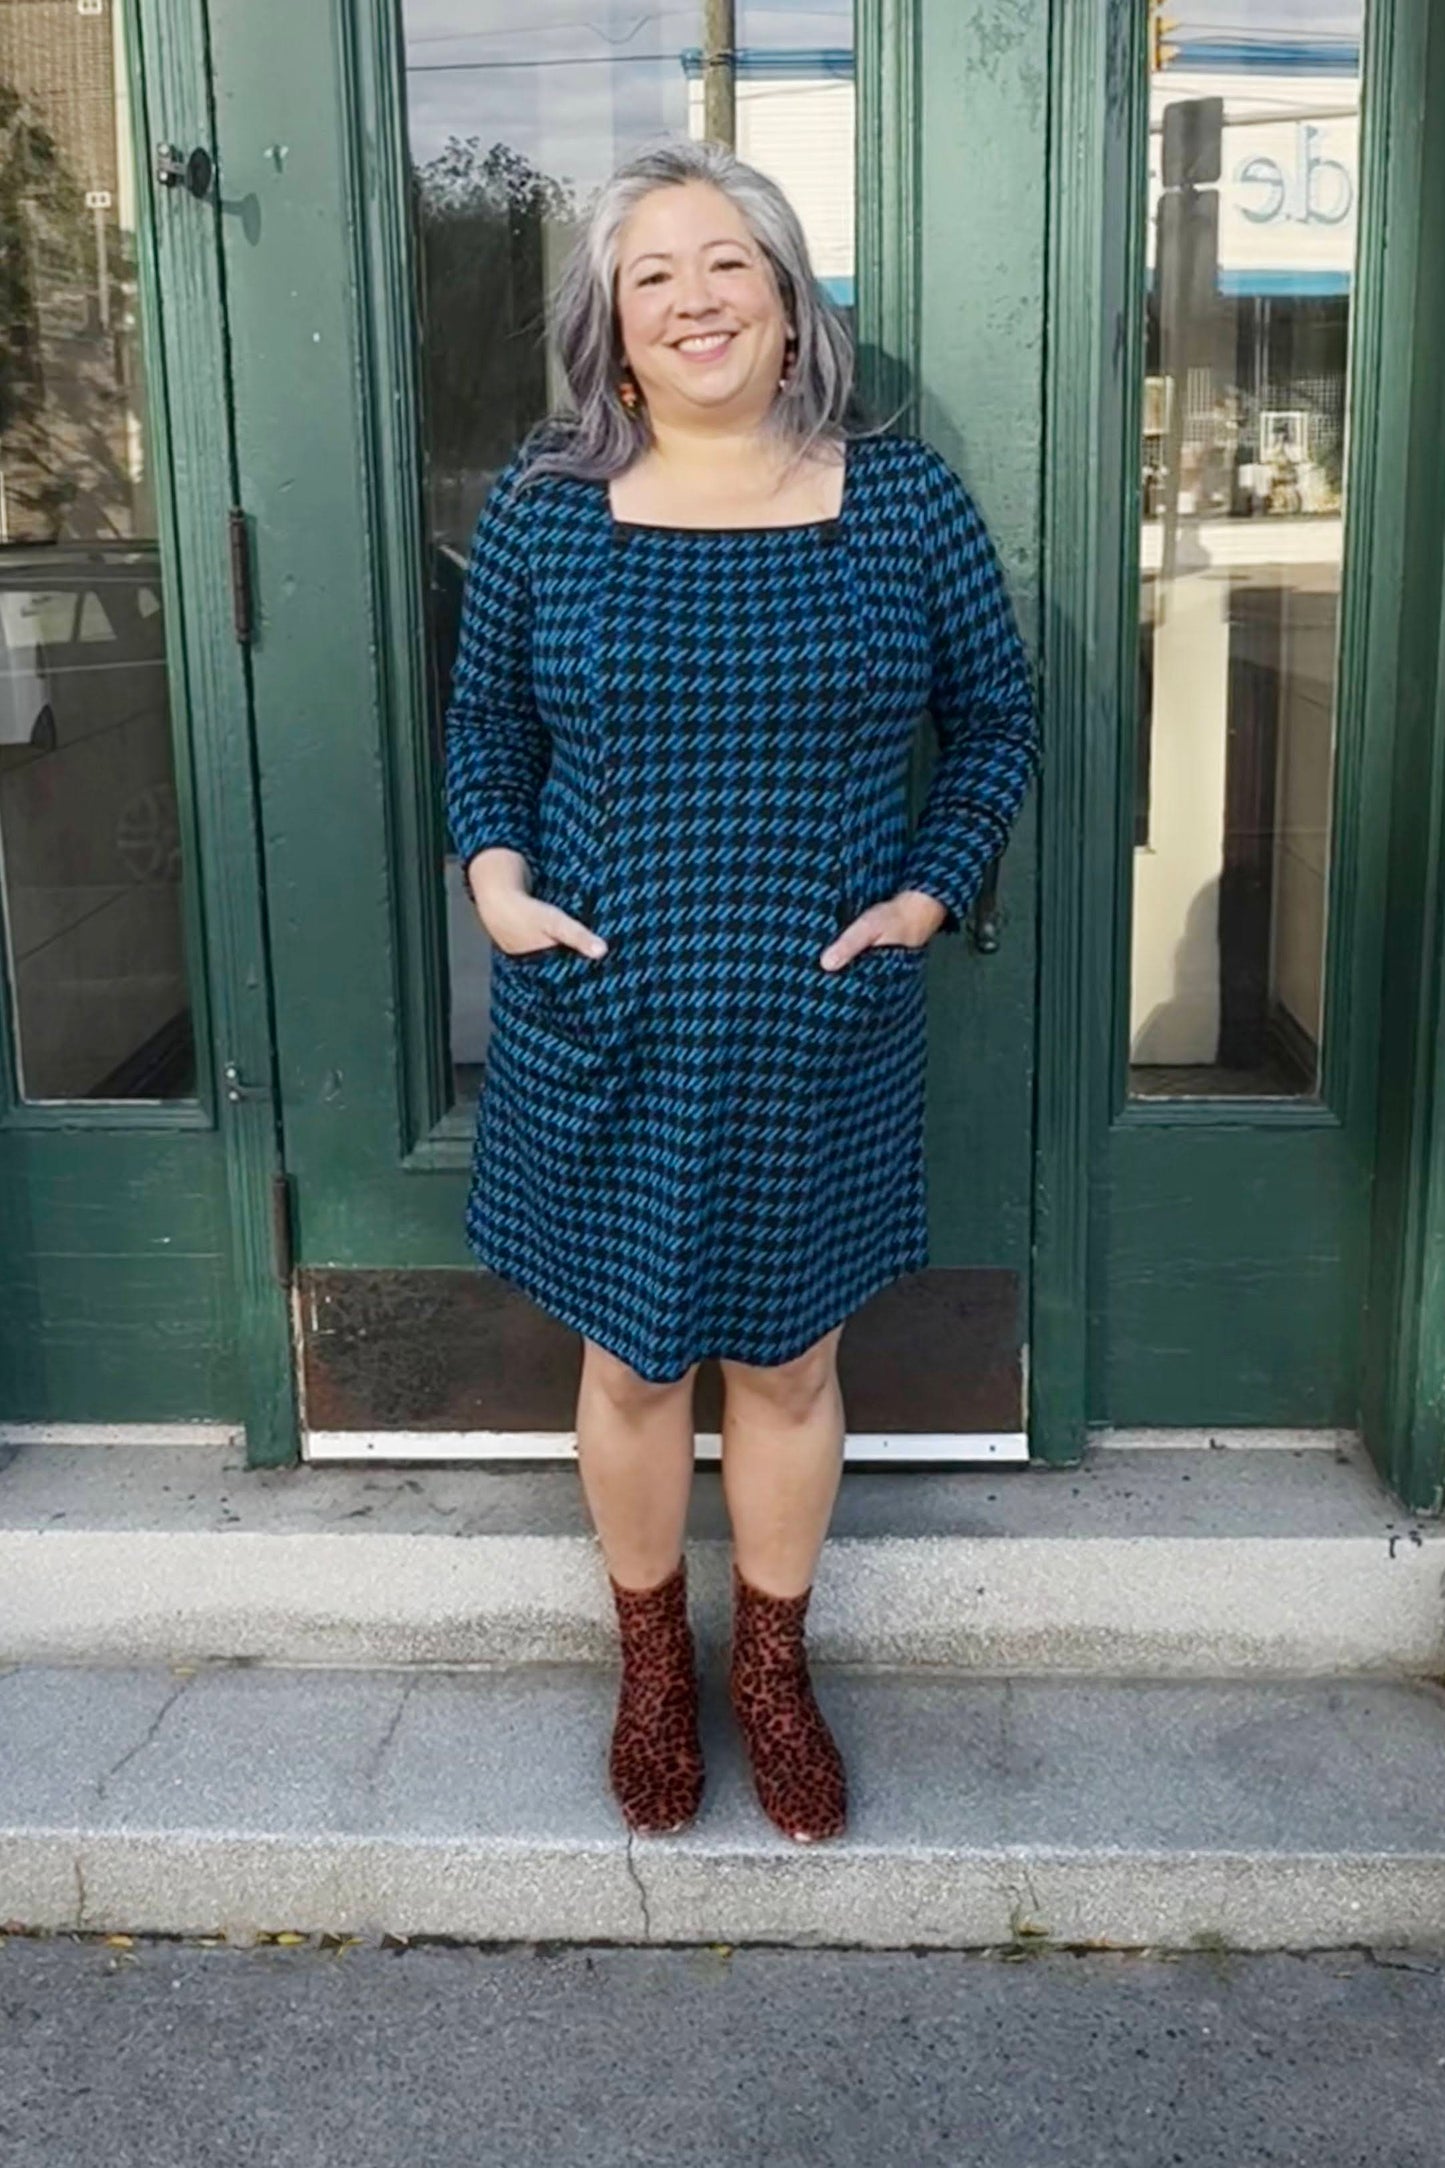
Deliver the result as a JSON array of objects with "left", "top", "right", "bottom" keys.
[
  {"left": 399, "top": 2, "right": 857, "bottom": 1098},
  {"left": 0, "top": 0, "right": 194, "bottom": 1100},
  {"left": 1130, "top": 2, "right": 1364, "bottom": 1098}
]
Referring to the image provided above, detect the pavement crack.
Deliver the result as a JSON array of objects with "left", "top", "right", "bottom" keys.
[
  {"left": 363, "top": 1675, "right": 421, "bottom": 1790},
  {"left": 95, "top": 1677, "right": 192, "bottom": 1802},
  {"left": 623, "top": 1831, "right": 654, "bottom": 1940}
]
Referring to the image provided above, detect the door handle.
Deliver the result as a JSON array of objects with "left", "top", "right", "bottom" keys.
[
  {"left": 969, "top": 856, "right": 1002, "bottom": 954},
  {"left": 155, "top": 143, "right": 214, "bottom": 199}
]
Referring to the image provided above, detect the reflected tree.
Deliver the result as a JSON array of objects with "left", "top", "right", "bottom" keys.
[
  {"left": 412, "top": 137, "right": 580, "bottom": 550},
  {"left": 0, "top": 79, "right": 140, "bottom": 545}
]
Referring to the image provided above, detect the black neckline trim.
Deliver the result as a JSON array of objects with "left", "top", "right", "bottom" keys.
[{"left": 603, "top": 438, "right": 855, "bottom": 537}]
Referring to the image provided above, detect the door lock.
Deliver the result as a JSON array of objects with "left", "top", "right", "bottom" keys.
[
  {"left": 155, "top": 142, "right": 214, "bottom": 198},
  {"left": 222, "top": 1061, "right": 268, "bottom": 1105}
]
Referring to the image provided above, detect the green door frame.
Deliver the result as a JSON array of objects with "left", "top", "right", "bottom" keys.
[
  {"left": 210, "top": 0, "right": 1046, "bottom": 1462},
  {"left": 209, "top": 0, "right": 1445, "bottom": 1498},
  {"left": 0, "top": 0, "right": 293, "bottom": 1456},
  {"left": 1035, "top": 0, "right": 1445, "bottom": 1511},
  {"left": 143, "top": 0, "right": 297, "bottom": 1463}
]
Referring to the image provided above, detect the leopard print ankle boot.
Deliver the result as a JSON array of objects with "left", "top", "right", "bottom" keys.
[
  {"left": 606, "top": 1557, "right": 704, "bottom": 1835},
  {"left": 728, "top": 1561, "right": 847, "bottom": 1843}
]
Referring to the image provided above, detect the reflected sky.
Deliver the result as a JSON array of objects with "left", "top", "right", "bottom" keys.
[
  {"left": 1164, "top": 0, "right": 1359, "bottom": 27},
  {"left": 403, "top": 2, "right": 853, "bottom": 176},
  {"left": 400, "top": 2, "right": 1365, "bottom": 190}
]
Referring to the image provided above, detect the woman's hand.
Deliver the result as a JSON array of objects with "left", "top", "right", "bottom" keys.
[
  {"left": 466, "top": 847, "right": 608, "bottom": 960},
  {"left": 818, "top": 888, "right": 947, "bottom": 970}
]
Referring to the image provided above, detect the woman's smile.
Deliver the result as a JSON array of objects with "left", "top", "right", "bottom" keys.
[{"left": 672, "top": 330, "right": 736, "bottom": 360}]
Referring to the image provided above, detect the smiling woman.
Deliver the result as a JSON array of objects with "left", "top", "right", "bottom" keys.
[
  {"left": 605, "top": 186, "right": 850, "bottom": 528},
  {"left": 441, "top": 135, "right": 1040, "bottom": 1843}
]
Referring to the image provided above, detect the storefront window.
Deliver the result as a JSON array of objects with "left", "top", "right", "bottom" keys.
[
  {"left": 398, "top": 2, "right": 857, "bottom": 1098},
  {"left": 0, "top": 0, "right": 193, "bottom": 1101},
  {"left": 1129, "top": 1, "right": 1364, "bottom": 1099}
]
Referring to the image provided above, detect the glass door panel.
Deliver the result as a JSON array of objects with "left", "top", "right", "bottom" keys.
[
  {"left": 0, "top": 0, "right": 195, "bottom": 1100},
  {"left": 396, "top": 1, "right": 857, "bottom": 1100},
  {"left": 1129, "top": 2, "right": 1364, "bottom": 1099}
]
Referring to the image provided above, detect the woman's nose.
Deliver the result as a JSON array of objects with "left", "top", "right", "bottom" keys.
[{"left": 672, "top": 271, "right": 721, "bottom": 317}]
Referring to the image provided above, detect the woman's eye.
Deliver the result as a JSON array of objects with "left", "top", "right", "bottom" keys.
[{"left": 638, "top": 271, "right": 666, "bottom": 286}]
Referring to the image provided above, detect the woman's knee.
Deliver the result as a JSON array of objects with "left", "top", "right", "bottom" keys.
[
  {"left": 718, "top": 1323, "right": 843, "bottom": 1421},
  {"left": 582, "top": 1337, "right": 699, "bottom": 1413}
]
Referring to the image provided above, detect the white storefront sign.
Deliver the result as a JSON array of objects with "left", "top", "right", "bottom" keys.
[{"left": 1147, "top": 69, "right": 1359, "bottom": 290}]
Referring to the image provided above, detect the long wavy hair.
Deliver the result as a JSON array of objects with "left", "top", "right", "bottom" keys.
[{"left": 514, "top": 138, "right": 877, "bottom": 488}]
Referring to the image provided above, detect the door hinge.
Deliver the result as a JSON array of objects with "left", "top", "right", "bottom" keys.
[
  {"left": 228, "top": 507, "right": 254, "bottom": 644},
  {"left": 271, "top": 1171, "right": 295, "bottom": 1288}
]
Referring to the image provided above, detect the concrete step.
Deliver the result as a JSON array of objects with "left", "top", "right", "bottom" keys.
[
  {"left": 3, "top": 1658, "right": 1445, "bottom": 1949},
  {"left": 1, "top": 1439, "right": 1441, "bottom": 1676}
]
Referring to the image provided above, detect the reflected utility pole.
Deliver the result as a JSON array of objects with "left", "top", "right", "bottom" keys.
[
  {"left": 1155, "top": 95, "right": 1223, "bottom": 609},
  {"left": 702, "top": 0, "right": 736, "bottom": 147}
]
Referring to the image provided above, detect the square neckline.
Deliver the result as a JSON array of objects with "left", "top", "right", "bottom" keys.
[{"left": 603, "top": 437, "right": 854, "bottom": 536}]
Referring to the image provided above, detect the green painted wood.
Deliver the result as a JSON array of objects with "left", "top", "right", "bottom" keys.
[
  {"left": 213, "top": 0, "right": 1045, "bottom": 1440},
  {"left": 0, "top": 1133, "right": 235, "bottom": 1417},
  {"left": 1041, "top": 0, "right": 1437, "bottom": 1479},
  {"left": 1033, "top": 0, "right": 1142, "bottom": 1465},
  {"left": 1105, "top": 1126, "right": 1369, "bottom": 1425},
  {"left": 342, "top": 0, "right": 455, "bottom": 1157},
  {"left": 915, "top": 0, "right": 1044, "bottom": 1328},
  {"left": 207, "top": 0, "right": 431, "bottom": 1272},
  {"left": 138, "top": 0, "right": 298, "bottom": 1463},
  {"left": 1106, "top": 0, "right": 1430, "bottom": 1463},
  {"left": 0, "top": 0, "right": 285, "bottom": 1437},
  {"left": 856, "top": 0, "right": 920, "bottom": 432},
  {"left": 1360, "top": 0, "right": 1445, "bottom": 1512}
]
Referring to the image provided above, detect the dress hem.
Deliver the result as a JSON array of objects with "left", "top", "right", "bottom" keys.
[{"left": 462, "top": 1232, "right": 931, "bottom": 1385}]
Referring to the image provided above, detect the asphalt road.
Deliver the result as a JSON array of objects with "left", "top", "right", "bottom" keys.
[{"left": 2, "top": 1936, "right": 1442, "bottom": 2167}]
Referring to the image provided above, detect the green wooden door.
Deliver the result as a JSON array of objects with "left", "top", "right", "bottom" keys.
[
  {"left": 207, "top": 0, "right": 1045, "bottom": 1460},
  {"left": 0, "top": 0, "right": 291, "bottom": 1452},
  {"left": 1034, "top": 0, "right": 1445, "bottom": 1509}
]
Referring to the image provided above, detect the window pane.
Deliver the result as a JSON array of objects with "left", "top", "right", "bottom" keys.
[
  {"left": 0, "top": 0, "right": 196, "bottom": 1101},
  {"left": 1129, "top": 3, "right": 1364, "bottom": 1099},
  {"left": 398, "top": 2, "right": 857, "bottom": 1102}
]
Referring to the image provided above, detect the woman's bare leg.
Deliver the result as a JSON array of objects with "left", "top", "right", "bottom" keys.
[
  {"left": 716, "top": 1322, "right": 846, "bottom": 1595},
  {"left": 716, "top": 1323, "right": 849, "bottom": 1841},
  {"left": 575, "top": 1339, "right": 699, "bottom": 1589}
]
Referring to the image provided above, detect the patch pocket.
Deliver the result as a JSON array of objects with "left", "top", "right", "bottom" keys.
[
  {"left": 843, "top": 941, "right": 928, "bottom": 981},
  {"left": 492, "top": 942, "right": 601, "bottom": 1043},
  {"left": 488, "top": 948, "right": 636, "bottom": 1134},
  {"left": 492, "top": 941, "right": 557, "bottom": 965},
  {"left": 806, "top": 939, "right": 926, "bottom": 1060}
]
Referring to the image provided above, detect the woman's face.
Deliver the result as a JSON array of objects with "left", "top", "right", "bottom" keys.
[{"left": 613, "top": 179, "right": 791, "bottom": 429}]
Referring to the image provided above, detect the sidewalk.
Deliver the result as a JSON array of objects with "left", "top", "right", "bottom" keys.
[{"left": 1, "top": 1936, "right": 1441, "bottom": 2167}]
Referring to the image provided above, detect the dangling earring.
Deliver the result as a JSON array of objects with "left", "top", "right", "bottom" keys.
[
  {"left": 618, "top": 370, "right": 641, "bottom": 412},
  {"left": 778, "top": 332, "right": 799, "bottom": 392}
]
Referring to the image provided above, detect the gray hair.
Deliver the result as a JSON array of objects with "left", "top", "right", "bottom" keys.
[{"left": 515, "top": 138, "right": 872, "bottom": 487}]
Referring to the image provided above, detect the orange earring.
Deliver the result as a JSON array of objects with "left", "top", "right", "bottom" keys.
[{"left": 618, "top": 373, "right": 641, "bottom": 411}]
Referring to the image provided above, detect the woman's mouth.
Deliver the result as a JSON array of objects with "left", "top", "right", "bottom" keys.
[{"left": 671, "top": 331, "right": 735, "bottom": 361}]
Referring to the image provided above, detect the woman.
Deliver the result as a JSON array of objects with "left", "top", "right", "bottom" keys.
[{"left": 443, "top": 139, "right": 1039, "bottom": 1847}]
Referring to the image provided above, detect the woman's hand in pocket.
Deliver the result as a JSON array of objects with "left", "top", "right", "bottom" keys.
[
  {"left": 818, "top": 889, "right": 945, "bottom": 971},
  {"left": 464, "top": 847, "right": 608, "bottom": 959}
]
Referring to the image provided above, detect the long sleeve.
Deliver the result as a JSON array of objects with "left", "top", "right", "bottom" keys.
[
  {"left": 443, "top": 456, "right": 550, "bottom": 880},
  {"left": 898, "top": 445, "right": 1042, "bottom": 935}
]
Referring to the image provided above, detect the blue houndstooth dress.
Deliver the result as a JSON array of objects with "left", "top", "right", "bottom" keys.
[{"left": 444, "top": 429, "right": 1040, "bottom": 1382}]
